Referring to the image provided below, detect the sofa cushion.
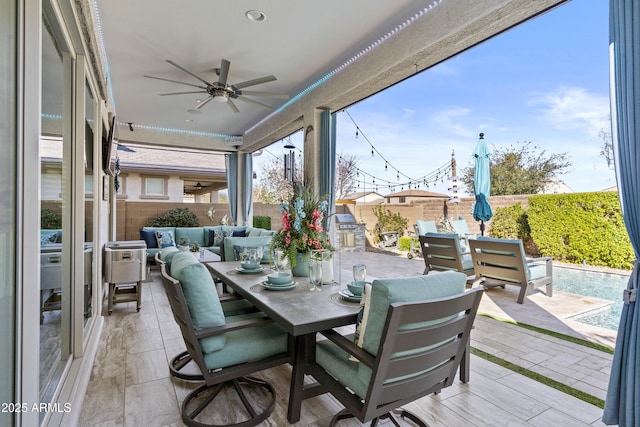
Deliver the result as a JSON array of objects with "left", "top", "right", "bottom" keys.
[
  {"left": 139, "top": 229, "right": 159, "bottom": 249},
  {"left": 232, "top": 228, "right": 247, "bottom": 237},
  {"left": 175, "top": 227, "right": 206, "bottom": 247}
]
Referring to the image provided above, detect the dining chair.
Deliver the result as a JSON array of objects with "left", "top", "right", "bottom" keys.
[
  {"left": 307, "top": 272, "right": 483, "bottom": 426},
  {"left": 159, "top": 255, "right": 292, "bottom": 427},
  {"left": 419, "top": 233, "right": 474, "bottom": 279},
  {"left": 156, "top": 251, "right": 258, "bottom": 381},
  {"left": 469, "top": 236, "right": 553, "bottom": 304}
]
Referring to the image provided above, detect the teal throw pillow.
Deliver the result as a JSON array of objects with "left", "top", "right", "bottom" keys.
[
  {"left": 233, "top": 245, "right": 264, "bottom": 262},
  {"left": 155, "top": 230, "right": 176, "bottom": 248},
  {"left": 40, "top": 232, "right": 58, "bottom": 245}
]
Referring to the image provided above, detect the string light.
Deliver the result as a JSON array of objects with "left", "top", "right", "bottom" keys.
[{"left": 371, "top": 147, "right": 374, "bottom": 157}]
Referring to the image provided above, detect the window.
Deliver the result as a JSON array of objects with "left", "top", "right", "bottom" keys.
[
  {"left": 142, "top": 176, "right": 168, "bottom": 199},
  {"left": 399, "top": 196, "right": 406, "bottom": 203}
]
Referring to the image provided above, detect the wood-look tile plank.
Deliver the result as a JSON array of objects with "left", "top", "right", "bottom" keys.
[{"left": 123, "top": 378, "right": 182, "bottom": 427}]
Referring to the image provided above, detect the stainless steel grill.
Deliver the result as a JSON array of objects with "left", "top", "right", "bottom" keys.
[
  {"left": 335, "top": 213, "right": 366, "bottom": 251},
  {"left": 104, "top": 240, "right": 147, "bottom": 314}
]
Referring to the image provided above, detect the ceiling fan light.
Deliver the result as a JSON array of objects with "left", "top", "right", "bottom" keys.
[
  {"left": 245, "top": 10, "right": 266, "bottom": 22},
  {"left": 213, "top": 90, "right": 229, "bottom": 102}
]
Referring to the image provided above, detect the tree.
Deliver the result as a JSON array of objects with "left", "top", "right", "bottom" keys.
[
  {"left": 335, "top": 152, "right": 359, "bottom": 199},
  {"left": 599, "top": 117, "right": 614, "bottom": 169},
  {"left": 461, "top": 141, "right": 572, "bottom": 196},
  {"left": 253, "top": 154, "right": 302, "bottom": 204}
]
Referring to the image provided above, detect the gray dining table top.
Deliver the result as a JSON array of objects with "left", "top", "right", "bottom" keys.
[{"left": 205, "top": 261, "right": 360, "bottom": 336}]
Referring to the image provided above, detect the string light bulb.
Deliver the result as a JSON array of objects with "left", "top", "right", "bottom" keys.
[
  {"left": 385, "top": 161, "right": 388, "bottom": 171},
  {"left": 355, "top": 129, "right": 359, "bottom": 139},
  {"left": 371, "top": 147, "right": 374, "bottom": 157}
]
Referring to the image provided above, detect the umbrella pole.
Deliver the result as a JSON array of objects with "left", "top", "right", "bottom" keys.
[{"left": 480, "top": 221, "right": 485, "bottom": 236}]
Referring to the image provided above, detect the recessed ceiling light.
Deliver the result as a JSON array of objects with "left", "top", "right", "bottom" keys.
[
  {"left": 245, "top": 10, "right": 266, "bottom": 22},
  {"left": 184, "top": 119, "right": 193, "bottom": 123}
]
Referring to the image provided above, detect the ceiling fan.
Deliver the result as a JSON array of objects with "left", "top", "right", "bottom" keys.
[{"left": 144, "top": 59, "right": 289, "bottom": 113}]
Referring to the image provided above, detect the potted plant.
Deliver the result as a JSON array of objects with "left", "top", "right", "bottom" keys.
[
  {"left": 178, "top": 237, "right": 190, "bottom": 252},
  {"left": 189, "top": 242, "right": 201, "bottom": 257},
  {"left": 271, "top": 184, "right": 333, "bottom": 276}
]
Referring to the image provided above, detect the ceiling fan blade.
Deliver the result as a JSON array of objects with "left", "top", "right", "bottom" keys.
[
  {"left": 144, "top": 75, "right": 206, "bottom": 89},
  {"left": 234, "top": 75, "right": 277, "bottom": 89},
  {"left": 166, "top": 60, "right": 212, "bottom": 86},
  {"left": 227, "top": 99, "right": 240, "bottom": 113},
  {"left": 159, "top": 91, "right": 207, "bottom": 96},
  {"left": 239, "top": 90, "right": 289, "bottom": 99},
  {"left": 194, "top": 96, "right": 214, "bottom": 110},
  {"left": 218, "top": 59, "right": 230, "bottom": 86},
  {"left": 236, "top": 96, "right": 274, "bottom": 110}
]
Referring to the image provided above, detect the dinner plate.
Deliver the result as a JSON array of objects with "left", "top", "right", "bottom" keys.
[
  {"left": 338, "top": 290, "right": 362, "bottom": 302},
  {"left": 236, "top": 266, "right": 265, "bottom": 274},
  {"left": 261, "top": 281, "right": 297, "bottom": 291}
]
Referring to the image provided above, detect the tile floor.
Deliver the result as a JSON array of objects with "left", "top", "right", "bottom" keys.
[{"left": 78, "top": 250, "right": 613, "bottom": 426}]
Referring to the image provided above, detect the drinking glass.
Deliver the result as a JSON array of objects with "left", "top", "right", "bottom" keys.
[
  {"left": 353, "top": 264, "right": 367, "bottom": 283},
  {"left": 308, "top": 250, "right": 323, "bottom": 291},
  {"left": 272, "top": 249, "right": 288, "bottom": 272}
]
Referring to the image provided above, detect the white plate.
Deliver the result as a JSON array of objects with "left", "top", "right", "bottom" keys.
[
  {"left": 338, "top": 290, "right": 362, "bottom": 302},
  {"left": 260, "top": 281, "right": 297, "bottom": 291},
  {"left": 236, "top": 266, "right": 265, "bottom": 274}
]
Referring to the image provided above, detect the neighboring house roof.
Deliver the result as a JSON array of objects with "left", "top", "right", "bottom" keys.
[
  {"left": 116, "top": 143, "right": 226, "bottom": 174},
  {"left": 384, "top": 189, "right": 448, "bottom": 198},
  {"left": 539, "top": 177, "right": 573, "bottom": 194},
  {"left": 342, "top": 191, "right": 383, "bottom": 200}
]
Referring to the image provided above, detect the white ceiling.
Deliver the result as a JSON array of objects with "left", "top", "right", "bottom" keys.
[{"left": 93, "top": 0, "right": 567, "bottom": 152}]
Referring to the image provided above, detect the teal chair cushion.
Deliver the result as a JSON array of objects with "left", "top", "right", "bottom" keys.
[
  {"left": 416, "top": 220, "right": 437, "bottom": 235},
  {"left": 527, "top": 263, "right": 547, "bottom": 280},
  {"left": 173, "top": 261, "right": 226, "bottom": 353},
  {"left": 461, "top": 253, "right": 473, "bottom": 270},
  {"left": 451, "top": 219, "right": 471, "bottom": 235},
  {"left": 223, "top": 236, "right": 272, "bottom": 261},
  {"left": 361, "top": 272, "right": 466, "bottom": 357},
  {"left": 315, "top": 333, "right": 369, "bottom": 399},
  {"left": 169, "top": 252, "right": 198, "bottom": 275},
  {"left": 203, "top": 312, "right": 288, "bottom": 369},
  {"left": 159, "top": 246, "right": 179, "bottom": 261}
]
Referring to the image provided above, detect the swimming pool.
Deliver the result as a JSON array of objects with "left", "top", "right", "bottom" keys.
[{"left": 553, "top": 265, "right": 630, "bottom": 331}]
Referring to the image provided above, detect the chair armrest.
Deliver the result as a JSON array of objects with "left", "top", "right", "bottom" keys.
[
  {"left": 194, "top": 315, "right": 273, "bottom": 339},
  {"left": 319, "top": 329, "right": 376, "bottom": 368},
  {"left": 526, "top": 256, "right": 553, "bottom": 276}
]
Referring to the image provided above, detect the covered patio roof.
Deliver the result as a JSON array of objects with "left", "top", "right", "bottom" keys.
[{"left": 90, "top": 0, "right": 568, "bottom": 153}]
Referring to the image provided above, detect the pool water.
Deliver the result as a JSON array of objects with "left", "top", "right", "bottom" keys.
[{"left": 553, "top": 266, "right": 630, "bottom": 331}]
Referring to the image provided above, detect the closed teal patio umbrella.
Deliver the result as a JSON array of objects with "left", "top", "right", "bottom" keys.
[{"left": 472, "top": 133, "right": 492, "bottom": 235}]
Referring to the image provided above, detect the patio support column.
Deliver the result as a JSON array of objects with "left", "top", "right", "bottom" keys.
[{"left": 302, "top": 108, "right": 329, "bottom": 195}]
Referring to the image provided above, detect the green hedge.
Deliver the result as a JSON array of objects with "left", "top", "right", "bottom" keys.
[
  {"left": 398, "top": 236, "right": 415, "bottom": 252},
  {"left": 253, "top": 215, "right": 271, "bottom": 230},
  {"left": 527, "top": 192, "right": 633, "bottom": 269}
]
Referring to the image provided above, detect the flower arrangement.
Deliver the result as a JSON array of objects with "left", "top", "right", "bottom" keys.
[
  {"left": 189, "top": 242, "right": 201, "bottom": 253},
  {"left": 271, "top": 184, "right": 333, "bottom": 268}
]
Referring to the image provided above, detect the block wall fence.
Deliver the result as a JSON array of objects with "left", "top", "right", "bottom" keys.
[{"left": 116, "top": 195, "right": 531, "bottom": 246}]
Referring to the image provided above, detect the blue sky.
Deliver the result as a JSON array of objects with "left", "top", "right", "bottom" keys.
[{"left": 259, "top": 0, "right": 613, "bottom": 196}]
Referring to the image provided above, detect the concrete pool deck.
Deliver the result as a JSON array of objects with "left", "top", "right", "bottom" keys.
[{"left": 341, "top": 249, "right": 619, "bottom": 348}]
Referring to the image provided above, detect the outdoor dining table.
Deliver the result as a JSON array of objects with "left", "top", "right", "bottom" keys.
[{"left": 204, "top": 260, "right": 361, "bottom": 423}]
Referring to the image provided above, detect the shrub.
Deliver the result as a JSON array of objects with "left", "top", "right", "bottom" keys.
[
  {"left": 527, "top": 192, "right": 633, "bottom": 269},
  {"left": 370, "top": 206, "right": 408, "bottom": 244},
  {"left": 253, "top": 215, "right": 271, "bottom": 230},
  {"left": 145, "top": 208, "right": 199, "bottom": 227},
  {"left": 398, "top": 236, "right": 414, "bottom": 252},
  {"left": 41, "top": 208, "right": 62, "bottom": 229}
]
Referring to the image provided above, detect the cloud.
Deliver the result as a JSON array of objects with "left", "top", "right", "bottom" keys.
[
  {"left": 429, "top": 106, "right": 475, "bottom": 138},
  {"left": 527, "top": 86, "right": 610, "bottom": 137}
]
